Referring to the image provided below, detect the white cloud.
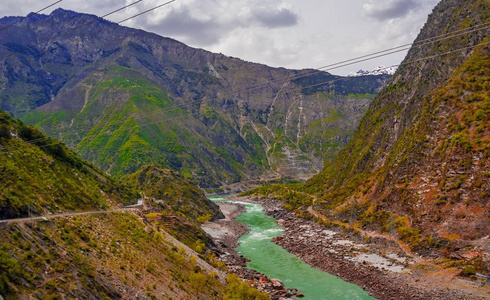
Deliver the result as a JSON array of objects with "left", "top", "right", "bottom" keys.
[
  {"left": 211, "top": 27, "right": 302, "bottom": 67},
  {"left": 354, "top": 0, "right": 439, "bottom": 55}
]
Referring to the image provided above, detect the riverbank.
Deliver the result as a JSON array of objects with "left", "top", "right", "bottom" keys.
[
  {"left": 257, "top": 198, "right": 488, "bottom": 300},
  {"left": 203, "top": 196, "right": 488, "bottom": 299},
  {"left": 202, "top": 199, "right": 300, "bottom": 299}
]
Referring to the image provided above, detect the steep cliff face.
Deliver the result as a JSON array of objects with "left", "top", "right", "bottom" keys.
[
  {"left": 307, "top": 0, "right": 489, "bottom": 245},
  {"left": 0, "top": 9, "right": 389, "bottom": 186}
]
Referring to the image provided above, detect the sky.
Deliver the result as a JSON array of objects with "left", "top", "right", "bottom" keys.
[{"left": 0, "top": 0, "right": 441, "bottom": 75}]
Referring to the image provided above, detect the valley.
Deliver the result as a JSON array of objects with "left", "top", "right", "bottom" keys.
[
  {"left": 204, "top": 196, "right": 376, "bottom": 300},
  {"left": 0, "top": 0, "right": 489, "bottom": 299}
]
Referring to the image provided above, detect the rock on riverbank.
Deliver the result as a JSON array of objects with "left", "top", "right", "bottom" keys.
[
  {"left": 259, "top": 199, "right": 485, "bottom": 300},
  {"left": 202, "top": 200, "right": 299, "bottom": 299}
]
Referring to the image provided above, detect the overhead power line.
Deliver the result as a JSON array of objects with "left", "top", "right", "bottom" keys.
[
  {"left": 216, "top": 23, "right": 490, "bottom": 100},
  {"left": 0, "top": 0, "right": 63, "bottom": 33},
  {"left": 84, "top": 20, "right": 490, "bottom": 130},
  {"left": 0, "top": 0, "right": 144, "bottom": 62},
  {"left": 117, "top": 0, "right": 176, "bottom": 24},
  {"left": 121, "top": 40, "right": 490, "bottom": 131},
  {"left": 285, "top": 40, "right": 490, "bottom": 93},
  {"left": 179, "top": 22, "right": 489, "bottom": 111},
  {"left": 316, "top": 21, "right": 490, "bottom": 71},
  {"left": 7, "top": 39, "right": 489, "bottom": 155}
]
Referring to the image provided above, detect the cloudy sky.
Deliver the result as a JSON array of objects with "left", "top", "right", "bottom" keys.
[{"left": 0, "top": 0, "right": 440, "bottom": 75}]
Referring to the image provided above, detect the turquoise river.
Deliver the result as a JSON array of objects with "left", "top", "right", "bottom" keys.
[{"left": 209, "top": 196, "right": 376, "bottom": 300}]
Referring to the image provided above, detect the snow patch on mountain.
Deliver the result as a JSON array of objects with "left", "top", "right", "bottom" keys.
[{"left": 348, "top": 65, "right": 397, "bottom": 77}]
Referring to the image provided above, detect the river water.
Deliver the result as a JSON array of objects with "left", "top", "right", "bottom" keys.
[{"left": 210, "top": 196, "right": 376, "bottom": 300}]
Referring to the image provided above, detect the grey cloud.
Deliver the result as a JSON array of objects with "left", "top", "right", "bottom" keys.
[
  {"left": 363, "top": 0, "right": 421, "bottom": 21},
  {"left": 252, "top": 8, "right": 298, "bottom": 28},
  {"left": 141, "top": 5, "right": 298, "bottom": 47},
  {"left": 143, "top": 7, "right": 228, "bottom": 46}
]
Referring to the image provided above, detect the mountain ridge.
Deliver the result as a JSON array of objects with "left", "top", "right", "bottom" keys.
[{"left": 0, "top": 108, "right": 270, "bottom": 299}]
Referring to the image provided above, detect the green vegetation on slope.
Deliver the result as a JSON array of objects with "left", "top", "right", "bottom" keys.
[
  {"left": 300, "top": 1, "right": 490, "bottom": 262},
  {"left": 0, "top": 110, "right": 270, "bottom": 299},
  {"left": 306, "top": 35, "right": 490, "bottom": 246},
  {"left": 123, "top": 165, "right": 223, "bottom": 221},
  {"left": 0, "top": 212, "right": 262, "bottom": 299},
  {"left": 0, "top": 109, "right": 137, "bottom": 219},
  {"left": 25, "top": 69, "right": 268, "bottom": 187},
  {"left": 240, "top": 183, "right": 313, "bottom": 212},
  {"left": 1, "top": 8, "right": 388, "bottom": 185},
  {"left": 123, "top": 165, "right": 224, "bottom": 250}
]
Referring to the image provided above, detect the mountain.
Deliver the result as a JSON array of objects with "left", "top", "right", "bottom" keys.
[
  {"left": 348, "top": 66, "right": 398, "bottom": 77},
  {"left": 0, "top": 8, "right": 390, "bottom": 187},
  {"left": 0, "top": 109, "right": 266, "bottom": 299},
  {"left": 307, "top": 0, "right": 489, "bottom": 251}
]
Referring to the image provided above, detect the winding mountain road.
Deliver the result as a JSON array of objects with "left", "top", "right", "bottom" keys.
[{"left": 0, "top": 208, "right": 140, "bottom": 224}]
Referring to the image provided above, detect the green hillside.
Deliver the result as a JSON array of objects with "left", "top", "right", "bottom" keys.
[
  {"left": 23, "top": 68, "right": 268, "bottom": 187},
  {"left": 123, "top": 165, "right": 223, "bottom": 221},
  {"left": 0, "top": 109, "right": 268, "bottom": 299},
  {"left": 245, "top": 0, "right": 490, "bottom": 260},
  {"left": 306, "top": 0, "right": 490, "bottom": 245},
  {"left": 0, "top": 109, "right": 137, "bottom": 219}
]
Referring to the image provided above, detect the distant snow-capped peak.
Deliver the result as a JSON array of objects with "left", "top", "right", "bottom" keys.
[{"left": 348, "top": 65, "right": 397, "bottom": 77}]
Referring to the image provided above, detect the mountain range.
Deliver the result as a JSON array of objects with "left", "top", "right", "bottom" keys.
[
  {"left": 0, "top": 0, "right": 489, "bottom": 298},
  {"left": 0, "top": 8, "right": 390, "bottom": 187}
]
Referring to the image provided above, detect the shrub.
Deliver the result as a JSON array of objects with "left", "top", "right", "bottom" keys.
[{"left": 224, "top": 274, "right": 270, "bottom": 300}]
